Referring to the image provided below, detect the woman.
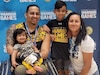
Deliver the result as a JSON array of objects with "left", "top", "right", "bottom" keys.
[{"left": 67, "top": 12, "right": 99, "bottom": 75}]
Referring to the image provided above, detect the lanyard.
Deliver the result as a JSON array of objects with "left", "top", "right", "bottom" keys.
[
  {"left": 69, "top": 37, "right": 76, "bottom": 51},
  {"left": 69, "top": 37, "right": 77, "bottom": 58},
  {"left": 25, "top": 23, "right": 38, "bottom": 46}
]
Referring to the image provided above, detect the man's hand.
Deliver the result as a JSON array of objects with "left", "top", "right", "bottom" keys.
[
  {"left": 24, "top": 52, "right": 41, "bottom": 65},
  {"left": 43, "top": 25, "right": 50, "bottom": 33}
]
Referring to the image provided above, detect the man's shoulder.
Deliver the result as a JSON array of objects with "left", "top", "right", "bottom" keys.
[
  {"left": 38, "top": 26, "right": 46, "bottom": 37},
  {"left": 15, "top": 22, "right": 24, "bottom": 25},
  {"left": 15, "top": 22, "right": 25, "bottom": 29},
  {"left": 9, "top": 22, "right": 24, "bottom": 29},
  {"left": 38, "top": 26, "right": 45, "bottom": 32}
]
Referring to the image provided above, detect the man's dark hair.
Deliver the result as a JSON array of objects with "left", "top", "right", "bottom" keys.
[
  {"left": 55, "top": 0, "right": 67, "bottom": 9},
  {"left": 26, "top": 4, "right": 40, "bottom": 13}
]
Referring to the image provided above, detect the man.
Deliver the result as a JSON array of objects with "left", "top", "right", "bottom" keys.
[{"left": 6, "top": 4, "right": 50, "bottom": 75}]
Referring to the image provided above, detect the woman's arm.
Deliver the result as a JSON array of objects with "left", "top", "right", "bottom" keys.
[{"left": 79, "top": 52, "right": 93, "bottom": 75}]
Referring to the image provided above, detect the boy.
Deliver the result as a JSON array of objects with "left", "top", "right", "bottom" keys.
[{"left": 43, "top": 1, "right": 70, "bottom": 75}]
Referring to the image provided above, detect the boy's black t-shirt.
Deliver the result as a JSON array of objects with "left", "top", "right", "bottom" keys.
[{"left": 47, "top": 19, "right": 69, "bottom": 60}]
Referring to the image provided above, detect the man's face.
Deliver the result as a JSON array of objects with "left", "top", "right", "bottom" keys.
[{"left": 25, "top": 6, "right": 40, "bottom": 25}]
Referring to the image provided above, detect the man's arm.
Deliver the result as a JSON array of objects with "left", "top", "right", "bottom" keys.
[
  {"left": 6, "top": 25, "right": 16, "bottom": 55},
  {"left": 40, "top": 32, "right": 51, "bottom": 59},
  {"left": 11, "top": 50, "right": 19, "bottom": 68}
]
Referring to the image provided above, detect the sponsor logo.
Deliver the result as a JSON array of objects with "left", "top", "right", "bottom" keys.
[
  {"left": 0, "top": 11, "right": 16, "bottom": 20},
  {"left": 81, "top": 9, "right": 97, "bottom": 18},
  {"left": 19, "top": 0, "right": 36, "bottom": 2},
  {"left": 41, "top": 11, "right": 56, "bottom": 20},
  {"left": 86, "top": 26, "right": 93, "bottom": 35}
]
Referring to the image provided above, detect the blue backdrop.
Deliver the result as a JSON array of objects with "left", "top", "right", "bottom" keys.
[{"left": 0, "top": 0, "right": 100, "bottom": 72}]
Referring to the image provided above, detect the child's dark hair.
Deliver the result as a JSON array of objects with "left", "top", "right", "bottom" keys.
[
  {"left": 13, "top": 29, "right": 26, "bottom": 45},
  {"left": 55, "top": 0, "right": 67, "bottom": 9}
]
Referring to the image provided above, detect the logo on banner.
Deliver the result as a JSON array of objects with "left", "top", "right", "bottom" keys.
[
  {"left": 41, "top": 11, "right": 56, "bottom": 20},
  {"left": 19, "top": 0, "right": 36, "bottom": 2},
  {"left": 81, "top": 9, "right": 97, "bottom": 18},
  {"left": 3, "top": 0, "right": 10, "bottom": 2},
  {"left": 86, "top": 26, "right": 93, "bottom": 35},
  {"left": 0, "top": 11, "right": 16, "bottom": 20}
]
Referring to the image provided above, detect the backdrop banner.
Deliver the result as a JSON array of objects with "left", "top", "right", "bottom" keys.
[{"left": 0, "top": 0, "right": 99, "bottom": 73}]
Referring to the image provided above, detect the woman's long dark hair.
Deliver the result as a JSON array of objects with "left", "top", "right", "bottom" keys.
[
  {"left": 13, "top": 29, "right": 26, "bottom": 45},
  {"left": 66, "top": 12, "right": 87, "bottom": 46}
]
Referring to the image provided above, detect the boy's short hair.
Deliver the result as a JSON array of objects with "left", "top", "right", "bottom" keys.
[{"left": 55, "top": 0, "right": 67, "bottom": 9}]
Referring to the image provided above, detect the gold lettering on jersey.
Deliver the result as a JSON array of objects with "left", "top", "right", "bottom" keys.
[
  {"left": 38, "top": 27, "right": 46, "bottom": 40},
  {"left": 16, "top": 23, "right": 25, "bottom": 30},
  {"left": 16, "top": 24, "right": 46, "bottom": 42},
  {"left": 52, "top": 27, "right": 68, "bottom": 43},
  {"left": 27, "top": 27, "right": 46, "bottom": 42}
]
